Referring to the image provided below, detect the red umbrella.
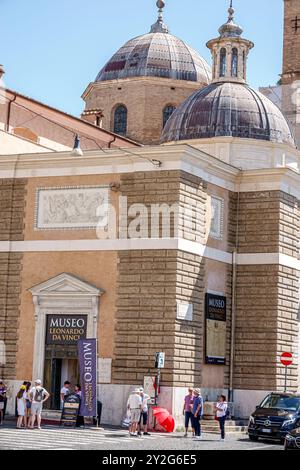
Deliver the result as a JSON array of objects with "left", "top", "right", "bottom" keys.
[{"left": 153, "top": 407, "right": 175, "bottom": 433}]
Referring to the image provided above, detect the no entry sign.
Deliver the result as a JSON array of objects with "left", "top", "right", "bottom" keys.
[{"left": 281, "top": 352, "right": 293, "bottom": 367}]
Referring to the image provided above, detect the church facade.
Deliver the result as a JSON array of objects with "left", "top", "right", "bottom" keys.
[{"left": 0, "top": 1, "right": 300, "bottom": 426}]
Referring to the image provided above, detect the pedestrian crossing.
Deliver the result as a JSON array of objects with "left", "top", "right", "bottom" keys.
[{"left": 0, "top": 425, "right": 162, "bottom": 450}]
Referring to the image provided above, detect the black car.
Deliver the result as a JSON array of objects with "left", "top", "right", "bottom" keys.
[
  {"left": 284, "top": 427, "right": 300, "bottom": 450},
  {"left": 248, "top": 393, "right": 300, "bottom": 443}
]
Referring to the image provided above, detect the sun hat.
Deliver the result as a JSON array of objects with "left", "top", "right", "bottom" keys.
[{"left": 35, "top": 379, "right": 42, "bottom": 385}]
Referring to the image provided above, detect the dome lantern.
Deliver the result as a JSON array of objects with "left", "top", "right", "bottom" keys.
[
  {"left": 150, "top": 0, "right": 169, "bottom": 34},
  {"left": 206, "top": 1, "right": 254, "bottom": 84}
]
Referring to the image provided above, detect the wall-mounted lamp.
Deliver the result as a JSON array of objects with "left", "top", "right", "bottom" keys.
[{"left": 71, "top": 134, "right": 83, "bottom": 156}]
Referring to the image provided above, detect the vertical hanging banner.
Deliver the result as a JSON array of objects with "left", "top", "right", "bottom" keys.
[
  {"left": 78, "top": 338, "right": 97, "bottom": 417},
  {"left": 205, "top": 293, "right": 227, "bottom": 365}
]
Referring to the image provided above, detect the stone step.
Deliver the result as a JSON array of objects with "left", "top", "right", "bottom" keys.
[
  {"left": 42, "top": 410, "right": 61, "bottom": 421},
  {"left": 202, "top": 420, "right": 239, "bottom": 427},
  {"left": 201, "top": 426, "right": 247, "bottom": 433}
]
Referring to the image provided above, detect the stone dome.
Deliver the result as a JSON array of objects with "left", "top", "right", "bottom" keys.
[
  {"left": 95, "top": 32, "right": 212, "bottom": 84},
  {"left": 161, "top": 81, "right": 295, "bottom": 147}
]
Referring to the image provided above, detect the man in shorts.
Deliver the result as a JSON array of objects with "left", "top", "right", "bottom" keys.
[
  {"left": 29, "top": 379, "right": 50, "bottom": 430},
  {"left": 127, "top": 388, "right": 142, "bottom": 437}
]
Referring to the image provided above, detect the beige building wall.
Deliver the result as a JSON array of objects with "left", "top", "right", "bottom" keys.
[
  {"left": 16, "top": 250, "right": 118, "bottom": 381},
  {"left": 14, "top": 172, "right": 121, "bottom": 380}
]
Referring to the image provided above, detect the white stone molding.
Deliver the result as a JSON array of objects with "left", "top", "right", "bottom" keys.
[
  {"left": 1, "top": 238, "right": 300, "bottom": 270},
  {"left": 1, "top": 142, "right": 300, "bottom": 197},
  {"left": 29, "top": 273, "right": 104, "bottom": 382},
  {"left": 176, "top": 301, "right": 193, "bottom": 321},
  {"left": 209, "top": 196, "right": 224, "bottom": 240}
]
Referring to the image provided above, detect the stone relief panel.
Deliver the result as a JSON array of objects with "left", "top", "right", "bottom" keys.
[
  {"left": 35, "top": 186, "right": 109, "bottom": 230},
  {"left": 210, "top": 196, "right": 224, "bottom": 240}
]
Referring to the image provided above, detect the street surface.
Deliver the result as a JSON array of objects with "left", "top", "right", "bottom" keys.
[{"left": 0, "top": 424, "right": 284, "bottom": 451}]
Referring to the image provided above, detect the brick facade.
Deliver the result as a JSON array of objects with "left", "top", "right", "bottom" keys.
[
  {"left": 82, "top": 78, "right": 201, "bottom": 145},
  {"left": 233, "top": 190, "right": 300, "bottom": 392},
  {"left": 0, "top": 179, "right": 27, "bottom": 379},
  {"left": 113, "top": 170, "right": 233, "bottom": 389},
  {"left": 282, "top": 0, "right": 300, "bottom": 84}
]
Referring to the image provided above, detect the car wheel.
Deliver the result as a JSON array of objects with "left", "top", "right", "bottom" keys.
[{"left": 249, "top": 435, "right": 259, "bottom": 442}]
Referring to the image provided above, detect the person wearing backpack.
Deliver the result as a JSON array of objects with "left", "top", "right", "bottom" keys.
[
  {"left": 215, "top": 395, "right": 228, "bottom": 442},
  {"left": 29, "top": 379, "right": 49, "bottom": 430}
]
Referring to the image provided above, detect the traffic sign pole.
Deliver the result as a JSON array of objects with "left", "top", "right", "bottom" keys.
[
  {"left": 284, "top": 366, "right": 288, "bottom": 393},
  {"left": 280, "top": 352, "right": 293, "bottom": 392}
]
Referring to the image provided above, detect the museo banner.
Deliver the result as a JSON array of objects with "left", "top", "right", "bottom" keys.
[{"left": 78, "top": 338, "right": 97, "bottom": 417}]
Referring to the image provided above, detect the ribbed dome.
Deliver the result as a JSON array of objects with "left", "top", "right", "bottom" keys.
[
  {"left": 95, "top": 32, "right": 211, "bottom": 84},
  {"left": 161, "top": 82, "right": 295, "bottom": 147}
]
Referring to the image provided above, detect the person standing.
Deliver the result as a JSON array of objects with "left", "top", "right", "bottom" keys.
[
  {"left": 138, "top": 388, "right": 151, "bottom": 436},
  {"left": 60, "top": 381, "right": 71, "bottom": 410},
  {"left": 192, "top": 389, "right": 203, "bottom": 441},
  {"left": 183, "top": 387, "right": 194, "bottom": 437},
  {"left": 215, "top": 395, "right": 228, "bottom": 442},
  {"left": 24, "top": 381, "right": 32, "bottom": 428},
  {"left": 0, "top": 380, "right": 7, "bottom": 426},
  {"left": 127, "top": 388, "right": 142, "bottom": 437},
  {"left": 75, "top": 384, "right": 84, "bottom": 428},
  {"left": 29, "top": 379, "right": 49, "bottom": 430},
  {"left": 16, "top": 385, "right": 27, "bottom": 429}
]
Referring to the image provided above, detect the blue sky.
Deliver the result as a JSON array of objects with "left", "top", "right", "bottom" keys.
[{"left": 1, "top": 0, "right": 283, "bottom": 116}]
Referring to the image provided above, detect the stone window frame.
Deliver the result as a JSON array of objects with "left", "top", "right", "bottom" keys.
[
  {"left": 209, "top": 195, "right": 224, "bottom": 240},
  {"left": 163, "top": 104, "right": 176, "bottom": 129},
  {"left": 34, "top": 184, "right": 110, "bottom": 231},
  {"left": 113, "top": 104, "right": 128, "bottom": 136}
]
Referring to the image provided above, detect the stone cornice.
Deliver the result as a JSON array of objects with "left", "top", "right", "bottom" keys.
[
  {"left": 0, "top": 144, "right": 240, "bottom": 191},
  {"left": 239, "top": 167, "right": 300, "bottom": 199},
  {"left": 82, "top": 76, "right": 201, "bottom": 100},
  {"left": 1, "top": 144, "right": 300, "bottom": 197}
]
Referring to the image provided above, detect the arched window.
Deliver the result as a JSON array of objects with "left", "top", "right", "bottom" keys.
[
  {"left": 231, "top": 48, "right": 238, "bottom": 77},
  {"left": 163, "top": 105, "right": 176, "bottom": 128},
  {"left": 219, "top": 48, "right": 227, "bottom": 77},
  {"left": 113, "top": 105, "right": 127, "bottom": 136}
]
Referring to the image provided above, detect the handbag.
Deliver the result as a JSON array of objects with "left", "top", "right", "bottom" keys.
[{"left": 121, "top": 408, "right": 131, "bottom": 428}]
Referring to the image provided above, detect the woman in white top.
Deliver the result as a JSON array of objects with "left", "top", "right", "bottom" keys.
[
  {"left": 215, "top": 395, "right": 228, "bottom": 441},
  {"left": 16, "top": 386, "right": 27, "bottom": 429}
]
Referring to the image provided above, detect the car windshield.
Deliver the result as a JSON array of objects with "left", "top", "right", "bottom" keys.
[{"left": 260, "top": 395, "right": 300, "bottom": 412}]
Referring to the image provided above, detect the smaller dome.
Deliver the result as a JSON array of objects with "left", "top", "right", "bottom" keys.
[
  {"left": 95, "top": 32, "right": 211, "bottom": 84},
  {"left": 161, "top": 82, "right": 295, "bottom": 147}
]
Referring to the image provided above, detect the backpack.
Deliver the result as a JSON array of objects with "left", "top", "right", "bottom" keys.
[{"left": 34, "top": 387, "right": 45, "bottom": 402}]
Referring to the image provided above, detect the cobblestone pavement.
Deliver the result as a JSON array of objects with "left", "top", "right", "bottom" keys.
[{"left": 0, "top": 424, "right": 284, "bottom": 451}]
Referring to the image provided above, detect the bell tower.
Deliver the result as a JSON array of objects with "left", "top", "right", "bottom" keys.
[
  {"left": 282, "top": 0, "right": 300, "bottom": 84},
  {"left": 280, "top": 0, "right": 300, "bottom": 148}
]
